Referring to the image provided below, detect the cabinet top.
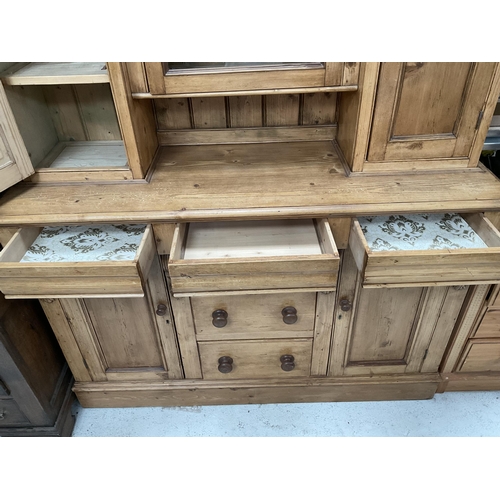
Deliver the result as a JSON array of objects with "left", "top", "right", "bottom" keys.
[{"left": 1, "top": 141, "right": 500, "bottom": 226}]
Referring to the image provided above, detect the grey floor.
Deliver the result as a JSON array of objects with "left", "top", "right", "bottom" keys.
[{"left": 71, "top": 391, "right": 500, "bottom": 437}]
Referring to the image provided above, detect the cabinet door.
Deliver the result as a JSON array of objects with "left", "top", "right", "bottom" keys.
[
  {"left": 367, "top": 63, "right": 499, "bottom": 165},
  {"left": 42, "top": 257, "right": 183, "bottom": 382},
  {"left": 329, "top": 249, "right": 468, "bottom": 376},
  {"left": 144, "top": 63, "right": 359, "bottom": 96},
  {"left": 0, "top": 81, "right": 34, "bottom": 192}
]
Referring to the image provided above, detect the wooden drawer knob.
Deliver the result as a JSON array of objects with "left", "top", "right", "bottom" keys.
[
  {"left": 218, "top": 356, "right": 233, "bottom": 373},
  {"left": 282, "top": 306, "right": 298, "bottom": 324},
  {"left": 339, "top": 299, "right": 352, "bottom": 312},
  {"left": 212, "top": 309, "right": 228, "bottom": 328},
  {"left": 280, "top": 354, "right": 295, "bottom": 371},
  {"left": 156, "top": 304, "right": 168, "bottom": 316}
]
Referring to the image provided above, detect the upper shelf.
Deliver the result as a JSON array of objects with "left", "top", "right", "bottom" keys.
[{"left": 1, "top": 62, "right": 110, "bottom": 86}]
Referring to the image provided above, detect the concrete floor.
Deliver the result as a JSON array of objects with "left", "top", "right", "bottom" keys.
[{"left": 71, "top": 391, "right": 500, "bottom": 437}]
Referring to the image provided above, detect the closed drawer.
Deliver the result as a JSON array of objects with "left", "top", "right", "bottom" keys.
[
  {"left": 473, "top": 308, "right": 500, "bottom": 338},
  {"left": 349, "top": 213, "right": 500, "bottom": 288},
  {"left": 168, "top": 219, "right": 339, "bottom": 295},
  {"left": 0, "top": 224, "right": 155, "bottom": 298},
  {"left": 0, "top": 399, "right": 30, "bottom": 427},
  {"left": 458, "top": 340, "right": 500, "bottom": 372},
  {"left": 198, "top": 339, "right": 312, "bottom": 380},
  {"left": 191, "top": 292, "right": 316, "bottom": 341},
  {"left": 491, "top": 288, "right": 500, "bottom": 308}
]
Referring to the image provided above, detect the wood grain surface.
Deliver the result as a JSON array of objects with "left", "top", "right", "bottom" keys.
[{"left": 1, "top": 141, "right": 500, "bottom": 225}]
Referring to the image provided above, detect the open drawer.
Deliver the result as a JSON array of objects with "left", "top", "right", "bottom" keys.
[
  {"left": 0, "top": 224, "right": 155, "bottom": 298},
  {"left": 349, "top": 213, "right": 500, "bottom": 288},
  {"left": 168, "top": 219, "right": 339, "bottom": 295}
]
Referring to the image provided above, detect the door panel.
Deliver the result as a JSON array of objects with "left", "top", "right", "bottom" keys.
[
  {"left": 49, "top": 256, "right": 183, "bottom": 382},
  {"left": 0, "top": 81, "right": 34, "bottom": 192},
  {"left": 348, "top": 287, "right": 424, "bottom": 363},
  {"left": 329, "top": 248, "right": 468, "bottom": 376},
  {"left": 85, "top": 296, "right": 164, "bottom": 369},
  {"left": 367, "top": 62, "right": 497, "bottom": 163},
  {"left": 392, "top": 63, "right": 471, "bottom": 136}
]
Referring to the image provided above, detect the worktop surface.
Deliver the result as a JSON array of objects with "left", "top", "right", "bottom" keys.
[{"left": 1, "top": 141, "right": 500, "bottom": 225}]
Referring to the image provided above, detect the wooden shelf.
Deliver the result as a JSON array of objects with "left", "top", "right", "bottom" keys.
[
  {"left": 36, "top": 141, "right": 128, "bottom": 171},
  {"left": 1, "top": 141, "right": 500, "bottom": 225},
  {"left": 1, "top": 63, "right": 110, "bottom": 86}
]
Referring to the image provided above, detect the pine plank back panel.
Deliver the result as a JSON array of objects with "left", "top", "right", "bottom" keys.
[{"left": 154, "top": 92, "right": 338, "bottom": 131}]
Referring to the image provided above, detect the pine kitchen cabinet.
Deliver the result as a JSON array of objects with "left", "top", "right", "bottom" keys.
[{"left": 0, "top": 62, "right": 499, "bottom": 408}]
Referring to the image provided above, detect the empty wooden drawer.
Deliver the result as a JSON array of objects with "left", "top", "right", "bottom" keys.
[
  {"left": 191, "top": 292, "right": 316, "bottom": 341},
  {"left": 0, "top": 224, "right": 155, "bottom": 298},
  {"left": 198, "top": 339, "right": 313, "bottom": 380},
  {"left": 168, "top": 219, "right": 339, "bottom": 295},
  {"left": 349, "top": 213, "right": 500, "bottom": 287}
]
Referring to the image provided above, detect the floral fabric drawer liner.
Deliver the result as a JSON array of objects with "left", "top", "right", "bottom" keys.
[
  {"left": 20, "top": 224, "right": 147, "bottom": 262},
  {"left": 357, "top": 214, "right": 487, "bottom": 251}
]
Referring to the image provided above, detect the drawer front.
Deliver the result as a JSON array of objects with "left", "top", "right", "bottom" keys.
[
  {"left": 0, "top": 399, "right": 30, "bottom": 427},
  {"left": 349, "top": 213, "right": 500, "bottom": 288},
  {"left": 473, "top": 309, "right": 500, "bottom": 338},
  {"left": 492, "top": 287, "right": 500, "bottom": 308},
  {"left": 168, "top": 219, "right": 339, "bottom": 295},
  {"left": 0, "top": 224, "right": 155, "bottom": 298},
  {"left": 459, "top": 340, "right": 500, "bottom": 372},
  {"left": 191, "top": 293, "right": 316, "bottom": 341},
  {"left": 198, "top": 339, "right": 313, "bottom": 379}
]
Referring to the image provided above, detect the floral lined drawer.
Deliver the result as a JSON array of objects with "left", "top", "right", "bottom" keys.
[
  {"left": 357, "top": 213, "right": 487, "bottom": 252},
  {"left": 349, "top": 213, "right": 500, "bottom": 288},
  {"left": 21, "top": 224, "right": 146, "bottom": 263},
  {"left": 0, "top": 224, "right": 155, "bottom": 298}
]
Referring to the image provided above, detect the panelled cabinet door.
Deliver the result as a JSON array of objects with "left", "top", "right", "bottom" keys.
[
  {"left": 42, "top": 257, "right": 183, "bottom": 383},
  {"left": 0, "top": 81, "right": 34, "bottom": 192},
  {"left": 367, "top": 63, "right": 499, "bottom": 164},
  {"left": 328, "top": 249, "right": 469, "bottom": 377}
]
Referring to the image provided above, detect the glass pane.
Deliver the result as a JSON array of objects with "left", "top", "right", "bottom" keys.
[{"left": 165, "top": 62, "right": 322, "bottom": 73}]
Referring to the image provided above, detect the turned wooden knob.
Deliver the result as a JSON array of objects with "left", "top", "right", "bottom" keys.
[
  {"left": 156, "top": 304, "right": 168, "bottom": 316},
  {"left": 212, "top": 309, "right": 228, "bottom": 328},
  {"left": 339, "top": 299, "right": 352, "bottom": 312},
  {"left": 218, "top": 356, "right": 233, "bottom": 373},
  {"left": 280, "top": 355, "right": 295, "bottom": 371},
  {"left": 282, "top": 306, "right": 298, "bottom": 324}
]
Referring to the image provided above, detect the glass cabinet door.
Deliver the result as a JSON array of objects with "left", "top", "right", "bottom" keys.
[{"left": 144, "top": 62, "right": 358, "bottom": 96}]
